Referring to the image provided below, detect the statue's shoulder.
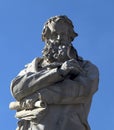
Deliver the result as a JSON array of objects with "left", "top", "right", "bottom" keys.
[
  {"left": 18, "top": 57, "right": 44, "bottom": 76},
  {"left": 81, "top": 59, "right": 99, "bottom": 75}
]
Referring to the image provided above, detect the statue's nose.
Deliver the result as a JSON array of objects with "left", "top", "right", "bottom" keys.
[{"left": 57, "top": 35, "right": 61, "bottom": 40}]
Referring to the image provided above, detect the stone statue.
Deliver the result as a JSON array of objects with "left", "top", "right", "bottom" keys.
[{"left": 9, "top": 15, "right": 99, "bottom": 130}]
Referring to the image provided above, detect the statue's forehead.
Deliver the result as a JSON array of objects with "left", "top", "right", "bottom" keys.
[
  {"left": 47, "top": 21, "right": 69, "bottom": 33},
  {"left": 47, "top": 22, "right": 56, "bottom": 31}
]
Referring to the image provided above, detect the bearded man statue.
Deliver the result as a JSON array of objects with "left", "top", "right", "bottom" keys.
[{"left": 9, "top": 15, "right": 99, "bottom": 130}]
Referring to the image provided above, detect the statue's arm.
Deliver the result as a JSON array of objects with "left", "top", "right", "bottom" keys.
[
  {"left": 10, "top": 68, "right": 64, "bottom": 101},
  {"left": 10, "top": 58, "right": 80, "bottom": 101},
  {"left": 39, "top": 61, "right": 99, "bottom": 104}
]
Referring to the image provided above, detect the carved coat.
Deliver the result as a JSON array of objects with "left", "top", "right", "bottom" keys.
[{"left": 10, "top": 57, "right": 99, "bottom": 130}]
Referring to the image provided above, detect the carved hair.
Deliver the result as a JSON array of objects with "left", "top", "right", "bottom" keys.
[{"left": 42, "top": 15, "right": 78, "bottom": 42}]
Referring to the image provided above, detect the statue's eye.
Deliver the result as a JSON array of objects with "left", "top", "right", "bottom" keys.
[
  {"left": 51, "top": 32, "right": 58, "bottom": 39},
  {"left": 54, "top": 32, "right": 58, "bottom": 36},
  {"left": 60, "top": 32, "right": 65, "bottom": 36},
  {"left": 61, "top": 32, "right": 68, "bottom": 36}
]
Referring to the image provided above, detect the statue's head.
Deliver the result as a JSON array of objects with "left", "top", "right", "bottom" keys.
[
  {"left": 42, "top": 15, "right": 78, "bottom": 44},
  {"left": 42, "top": 15, "right": 78, "bottom": 63}
]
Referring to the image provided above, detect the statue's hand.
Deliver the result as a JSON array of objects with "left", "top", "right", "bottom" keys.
[
  {"left": 20, "top": 93, "right": 40, "bottom": 109},
  {"left": 20, "top": 99, "right": 34, "bottom": 109},
  {"left": 60, "top": 59, "right": 82, "bottom": 76}
]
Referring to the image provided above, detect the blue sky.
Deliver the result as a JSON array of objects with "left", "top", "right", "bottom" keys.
[{"left": 0, "top": 0, "right": 114, "bottom": 130}]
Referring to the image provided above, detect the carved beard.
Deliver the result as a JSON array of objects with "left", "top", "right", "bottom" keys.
[{"left": 42, "top": 41, "right": 70, "bottom": 63}]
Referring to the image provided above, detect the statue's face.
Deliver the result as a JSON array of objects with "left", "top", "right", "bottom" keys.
[
  {"left": 42, "top": 21, "right": 73, "bottom": 63},
  {"left": 42, "top": 19, "right": 77, "bottom": 63},
  {"left": 47, "top": 22, "right": 71, "bottom": 44}
]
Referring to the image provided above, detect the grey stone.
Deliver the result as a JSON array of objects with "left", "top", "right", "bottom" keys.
[{"left": 9, "top": 15, "right": 99, "bottom": 130}]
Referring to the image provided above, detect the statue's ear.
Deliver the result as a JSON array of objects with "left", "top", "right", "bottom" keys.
[{"left": 67, "top": 44, "right": 77, "bottom": 59}]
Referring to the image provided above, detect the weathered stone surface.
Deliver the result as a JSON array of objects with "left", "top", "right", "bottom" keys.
[{"left": 10, "top": 15, "right": 99, "bottom": 130}]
